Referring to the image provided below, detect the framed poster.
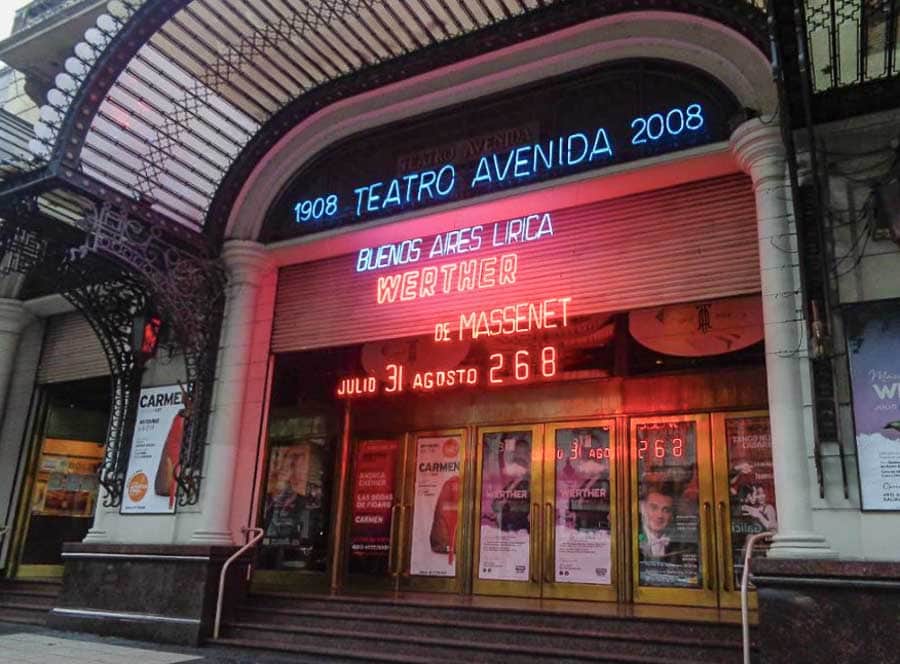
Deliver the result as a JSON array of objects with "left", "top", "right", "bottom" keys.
[
  {"left": 724, "top": 415, "right": 776, "bottom": 584},
  {"left": 553, "top": 427, "right": 613, "bottom": 585},
  {"left": 348, "top": 439, "right": 400, "bottom": 563},
  {"left": 409, "top": 434, "right": 462, "bottom": 577},
  {"left": 478, "top": 430, "right": 532, "bottom": 582},
  {"left": 121, "top": 385, "right": 188, "bottom": 514},
  {"left": 846, "top": 302, "right": 900, "bottom": 511},
  {"left": 635, "top": 420, "right": 701, "bottom": 589}
]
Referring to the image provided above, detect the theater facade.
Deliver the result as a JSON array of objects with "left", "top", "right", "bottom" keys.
[{"left": 0, "top": 1, "right": 899, "bottom": 661}]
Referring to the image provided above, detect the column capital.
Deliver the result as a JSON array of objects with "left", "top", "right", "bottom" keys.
[
  {"left": 730, "top": 118, "right": 786, "bottom": 183},
  {"left": 0, "top": 298, "right": 32, "bottom": 335},
  {"left": 221, "top": 240, "right": 275, "bottom": 288}
]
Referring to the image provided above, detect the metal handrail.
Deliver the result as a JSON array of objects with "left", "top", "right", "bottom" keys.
[
  {"left": 213, "top": 527, "right": 264, "bottom": 640},
  {"left": 741, "top": 530, "right": 774, "bottom": 664}
]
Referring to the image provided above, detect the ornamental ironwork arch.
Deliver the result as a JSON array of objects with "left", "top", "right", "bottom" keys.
[
  {"left": 33, "top": 0, "right": 769, "bottom": 243},
  {"left": 0, "top": 194, "right": 223, "bottom": 507},
  {"left": 72, "top": 201, "right": 225, "bottom": 506}
]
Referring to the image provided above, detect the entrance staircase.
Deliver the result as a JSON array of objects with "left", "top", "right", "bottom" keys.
[
  {"left": 213, "top": 591, "right": 750, "bottom": 663},
  {"left": 0, "top": 579, "right": 60, "bottom": 625}
]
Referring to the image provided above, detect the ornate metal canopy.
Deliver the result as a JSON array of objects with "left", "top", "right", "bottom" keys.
[{"left": 20, "top": 0, "right": 769, "bottom": 240}]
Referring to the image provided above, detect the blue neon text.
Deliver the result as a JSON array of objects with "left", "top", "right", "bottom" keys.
[
  {"left": 294, "top": 194, "right": 338, "bottom": 223},
  {"left": 631, "top": 104, "right": 704, "bottom": 145},
  {"left": 353, "top": 164, "right": 456, "bottom": 217},
  {"left": 355, "top": 212, "right": 555, "bottom": 273},
  {"left": 293, "top": 104, "right": 707, "bottom": 225},
  {"left": 471, "top": 129, "right": 613, "bottom": 188}
]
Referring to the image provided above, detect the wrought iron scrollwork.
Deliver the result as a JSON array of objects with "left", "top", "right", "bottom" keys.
[
  {"left": 57, "top": 261, "right": 149, "bottom": 507},
  {"left": 0, "top": 203, "right": 150, "bottom": 507},
  {"left": 74, "top": 201, "right": 226, "bottom": 506}
]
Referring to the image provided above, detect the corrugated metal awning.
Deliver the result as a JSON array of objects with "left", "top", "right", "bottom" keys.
[{"left": 9, "top": 1, "right": 769, "bottom": 238}]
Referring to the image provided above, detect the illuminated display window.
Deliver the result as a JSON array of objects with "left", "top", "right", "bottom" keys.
[{"left": 262, "top": 60, "right": 741, "bottom": 242}]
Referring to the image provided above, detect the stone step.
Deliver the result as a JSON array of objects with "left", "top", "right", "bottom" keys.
[
  {"left": 0, "top": 586, "right": 59, "bottom": 603},
  {"left": 213, "top": 636, "right": 453, "bottom": 664},
  {"left": 0, "top": 601, "right": 51, "bottom": 625},
  {"left": 219, "top": 621, "right": 739, "bottom": 664},
  {"left": 241, "top": 592, "right": 744, "bottom": 642},
  {"left": 233, "top": 605, "right": 741, "bottom": 659},
  {"left": 0, "top": 580, "right": 62, "bottom": 598}
]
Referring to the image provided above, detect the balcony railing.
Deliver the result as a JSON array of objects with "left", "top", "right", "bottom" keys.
[
  {"left": 11, "top": 0, "right": 90, "bottom": 35},
  {"left": 805, "top": 0, "right": 899, "bottom": 90}
]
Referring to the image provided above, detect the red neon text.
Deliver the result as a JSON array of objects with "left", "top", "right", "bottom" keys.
[
  {"left": 489, "top": 346, "right": 557, "bottom": 385},
  {"left": 376, "top": 254, "right": 518, "bottom": 304},
  {"left": 337, "top": 346, "right": 559, "bottom": 398},
  {"left": 336, "top": 376, "right": 378, "bottom": 398},
  {"left": 457, "top": 297, "right": 571, "bottom": 341},
  {"left": 383, "top": 363, "right": 479, "bottom": 393},
  {"left": 637, "top": 438, "right": 685, "bottom": 459}
]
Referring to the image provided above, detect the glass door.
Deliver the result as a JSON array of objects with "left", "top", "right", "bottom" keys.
[
  {"left": 712, "top": 411, "right": 776, "bottom": 609},
  {"left": 542, "top": 421, "right": 618, "bottom": 601},
  {"left": 631, "top": 414, "right": 718, "bottom": 607},
  {"left": 473, "top": 424, "right": 543, "bottom": 598},
  {"left": 397, "top": 429, "right": 468, "bottom": 593},
  {"left": 472, "top": 421, "right": 619, "bottom": 600},
  {"left": 13, "top": 379, "right": 108, "bottom": 579}
]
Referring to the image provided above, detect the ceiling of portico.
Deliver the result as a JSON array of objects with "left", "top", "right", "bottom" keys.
[{"left": 22, "top": 0, "right": 768, "bottom": 238}]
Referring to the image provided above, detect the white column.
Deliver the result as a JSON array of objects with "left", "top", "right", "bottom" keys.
[
  {"left": 0, "top": 299, "right": 32, "bottom": 419},
  {"left": 731, "top": 119, "right": 835, "bottom": 558},
  {"left": 190, "top": 241, "right": 274, "bottom": 545}
]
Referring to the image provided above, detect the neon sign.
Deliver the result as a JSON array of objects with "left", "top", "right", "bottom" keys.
[
  {"left": 264, "top": 61, "right": 741, "bottom": 242},
  {"left": 352, "top": 164, "right": 456, "bottom": 216},
  {"left": 338, "top": 206, "right": 574, "bottom": 398},
  {"left": 293, "top": 108, "right": 707, "bottom": 226},
  {"left": 454, "top": 296, "right": 572, "bottom": 341},
  {"left": 335, "top": 346, "right": 560, "bottom": 397},
  {"left": 375, "top": 255, "right": 518, "bottom": 304},
  {"left": 357, "top": 213, "right": 554, "bottom": 273},
  {"left": 469, "top": 129, "right": 613, "bottom": 187}
]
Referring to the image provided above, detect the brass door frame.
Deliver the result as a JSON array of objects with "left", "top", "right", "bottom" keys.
[
  {"left": 398, "top": 428, "right": 468, "bottom": 594},
  {"left": 9, "top": 388, "right": 64, "bottom": 579},
  {"left": 472, "top": 423, "right": 544, "bottom": 599},
  {"left": 541, "top": 419, "right": 618, "bottom": 602},
  {"left": 630, "top": 414, "right": 718, "bottom": 608},
  {"left": 712, "top": 409, "right": 770, "bottom": 610}
]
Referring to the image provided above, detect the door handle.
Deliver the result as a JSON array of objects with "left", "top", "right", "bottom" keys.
[
  {"left": 703, "top": 501, "right": 714, "bottom": 591},
  {"left": 531, "top": 502, "right": 540, "bottom": 583},
  {"left": 545, "top": 502, "right": 553, "bottom": 583},
  {"left": 718, "top": 501, "right": 731, "bottom": 592},
  {"left": 388, "top": 503, "right": 400, "bottom": 576},
  {"left": 401, "top": 504, "right": 411, "bottom": 577}
]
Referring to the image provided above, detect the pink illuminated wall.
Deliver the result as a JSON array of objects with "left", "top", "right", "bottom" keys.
[{"left": 272, "top": 174, "right": 759, "bottom": 352}]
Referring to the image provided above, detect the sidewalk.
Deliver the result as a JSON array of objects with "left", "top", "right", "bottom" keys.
[{"left": 0, "top": 622, "right": 326, "bottom": 663}]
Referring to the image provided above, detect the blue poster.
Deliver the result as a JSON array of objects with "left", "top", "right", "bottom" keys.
[{"left": 847, "top": 303, "right": 900, "bottom": 510}]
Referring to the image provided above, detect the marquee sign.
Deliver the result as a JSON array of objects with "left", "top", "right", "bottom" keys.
[
  {"left": 336, "top": 210, "right": 565, "bottom": 397},
  {"left": 262, "top": 61, "right": 741, "bottom": 242}
]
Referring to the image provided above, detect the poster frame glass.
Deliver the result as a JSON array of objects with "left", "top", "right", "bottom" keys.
[
  {"left": 472, "top": 423, "right": 544, "bottom": 599},
  {"left": 541, "top": 419, "right": 618, "bottom": 602},
  {"left": 630, "top": 413, "right": 718, "bottom": 608},
  {"left": 399, "top": 428, "right": 469, "bottom": 593},
  {"left": 843, "top": 300, "right": 900, "bottom": 512},
  {"left": 711, "top": 410, "right": 774, "bottom": 609}
]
